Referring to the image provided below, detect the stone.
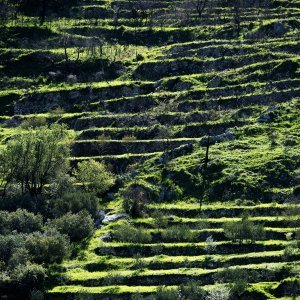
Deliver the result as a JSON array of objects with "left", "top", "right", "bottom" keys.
[
  {"left": 102, "top": 213, "right": 128, "bottom": 224},
  {"left": 100, "top": 233, "right": 112, "bottom": 242},
  {"left": 200, "top": 130, "right": 235, "bottom": 146},
  {"left": 273, "top": 22, "right": 287, "bottom": 35}
]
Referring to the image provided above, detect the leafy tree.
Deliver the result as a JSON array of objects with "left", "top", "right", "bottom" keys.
[
  {"left": 75, "top": 159, "right": 115, "bottom": 194},
  {"left": 0, "top": 124, "right": 70, "bottom": 198}
]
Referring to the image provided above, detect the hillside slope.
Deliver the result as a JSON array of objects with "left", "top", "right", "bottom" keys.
[{"left": 0, "top": 0, "right": 300, "bottom": 299}]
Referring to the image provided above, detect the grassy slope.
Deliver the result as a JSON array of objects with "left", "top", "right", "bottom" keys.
[{"left": 0, "top": 0, "right": 300, "bottom": 299}]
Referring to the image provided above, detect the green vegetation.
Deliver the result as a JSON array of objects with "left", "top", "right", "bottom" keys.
[{"left": 0, "top": 0, "right": 300, "bottom": 298}]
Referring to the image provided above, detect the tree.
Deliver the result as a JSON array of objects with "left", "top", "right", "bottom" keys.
[
  {"left": 194, "top": 0, "right": 209, "bottom": 19},
  {"left": 75, "top": 159, "right": 115, "bottom": 194},
  {"left": 226, "top": 0, "right": 243, "bottom": 35},
  {"left": 0, "top": 124, "right": 70, "bottom": 198}
]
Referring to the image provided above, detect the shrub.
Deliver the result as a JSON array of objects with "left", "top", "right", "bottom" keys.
[
  {"left": 152, "top": 210, "right": 169, "bottom": 229},
  {"left": 25, "top": 229, "right": 70, "bottom": 264},
  {"left": 20, "top": 117, "right": 47, "bottom": 129},
  {"left": 155, "top": 286, "right": 180, "bottom": 300},
  {"left": 179, "top": 281, "right": 206, "bottom": 300},
  {"left": 161, "top": 225, "right": 195, "bottom": 242},
  {"left": 11, "top": 263, "right": 46, "bottom": 290},
  {"left": 113, "top": 222, "right": 152, "bottom": 243},
  {"left": 8, "top": 248, "right": 30, "bottom": 269},
  {"left": 122, "top": 184, "right": 148, "bottom": 218},
  {"left": 51, "top": 192, "right": 99, "bottom": 218},
  {"left": 283, "top": 241, "right": 299, "bottom": 260},
  {"left": 48, "top": 211, "right": 94, "bottom": 242},
  {"left": 0, "top": 234, "right": 26, "bottom": 263},
  {"left": 75, "top": 160, "right": 115, "bottom": 194},
  {"left": 223, "top": 214, "right": 265, "bottom": 243},
  {"left": 206, "top": 285, "right": 231, "bottom": 300},
  {"left": 0, "top": 209, "right": 43, "bottom": 234},
  {"left": 284, "top": 205, "right": 300, "bottom": 228}
]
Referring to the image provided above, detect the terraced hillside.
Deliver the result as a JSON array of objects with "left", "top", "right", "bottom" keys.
[{"left": 0, "top": 0, "right": 300, "bottom": 299}]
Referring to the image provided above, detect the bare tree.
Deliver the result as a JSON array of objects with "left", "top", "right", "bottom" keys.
[{"left": 194, "top": 0, "right": 209, "bottom": 19}]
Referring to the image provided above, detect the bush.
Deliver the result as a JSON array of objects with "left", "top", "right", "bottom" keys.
[
  {"left": 122, "top": 184, "right": 148, "bottom": 218},
  {"left": 48, "top": 211, "right": 94, "bottom": 242},
  {"left": 20, "top": 117, "right": 47, "bottom": 129},
  {"left": 283, "top": 241, "right": 299, "bottom": 260},
  {"left": 113, "top": 222, "right": 152, "bottom": 243},
  {"left": 0, "top": 234, "right": 25, "bottom": 263},
  {"left": 11, "top": 263, "right": 46, "bottom": 290},
  {"left": 75, "top": 160, "right": 115, "bottom": 194},
  {"left": 206, "top": 285, "right": 231, "bottom": 300},
  {"left": 161, "top": 225, "right": 195, "bottom": 242},
  {"left": 155, "top": 286, "right": 180, "bottom": 300},
  {"left": 179, "top": 281, "right": 206, "bottom": 300},
  {"left": 51, "top": 192, "right": 99, "bottom": 218},
  {"left": 0, "top": 209, "right": 43, "bottom": 234},
  {"left": 223, "top": 214, "right": 265, "bottom": 243},
  {"left": 25, "top": 229, "right": 70, "bottom": 264},
  {"left": 8, "top": 248, "right": 30, "bottom": 269},
  {"left": 284, "top": 205, "right": 300, "bottom": 228}
]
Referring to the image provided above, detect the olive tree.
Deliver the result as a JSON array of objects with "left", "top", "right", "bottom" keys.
[{"left": 0, "top": 124, "right": 70, "bottom": 198}]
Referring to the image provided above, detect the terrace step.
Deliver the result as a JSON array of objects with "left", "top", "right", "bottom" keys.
[
  {"left": 95, "top": 240, "right": 288, "bottom": 257},
  {"left": 72, "top": 138, "right": 198, "bottom": 156}
]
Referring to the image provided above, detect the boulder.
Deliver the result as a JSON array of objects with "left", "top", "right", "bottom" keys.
[
  {"left": 200, "top": 130, "right": 235, "bottom": 146},
  {"left": 102, "top": 213, "right": 128, "bottom": 224},
  {"left": 100, "top": 233, "right": 112, "bottom": 242}
]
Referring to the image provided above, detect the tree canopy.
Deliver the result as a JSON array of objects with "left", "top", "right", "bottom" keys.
[{"left": 0, "top": 124, "right": 70, "bottom": 198}]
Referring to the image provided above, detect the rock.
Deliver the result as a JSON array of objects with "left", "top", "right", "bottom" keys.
[
  {"left": 156, "top": 143, "right": 194, "bottom": 164},
  {"left": 170, "top": 143, "right": 194, "bottom": 157},
  {"left": 98, "top": 210, "right": 105, "bottom": 222},
  {"left": 100, "top": 233, "right": 112, "bottom": 242},
  {"left": 67, "top": 74, "right": 77, "bottom": 84},
  {"left": 95, "top": 210, "right": 106, "bottom": 228},
  {"left": 200, "top": 130, "right": 235, "bottom": 146},
  {"left": 102, "top": 213, "right": 128, "bottom": 224},
  {"left": 273, "top": 22, "right": 287, "bottom": 35}
]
